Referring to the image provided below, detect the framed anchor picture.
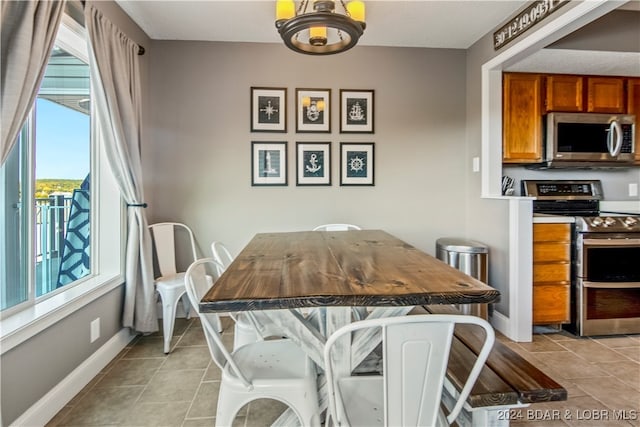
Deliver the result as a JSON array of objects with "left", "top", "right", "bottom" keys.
[
  {"left": 251, "top": 87, "right": 287, "bottom": 132},
  {"left": 296, "top": 142, "right": 331, "bottom": 186},
  {"left": 340, "top": 89, "right": 374, "bottom": 133}
]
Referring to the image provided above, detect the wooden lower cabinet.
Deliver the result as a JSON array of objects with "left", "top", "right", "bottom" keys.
[{"left": 532, "top": 223, "right": 571, "bottom": 325}]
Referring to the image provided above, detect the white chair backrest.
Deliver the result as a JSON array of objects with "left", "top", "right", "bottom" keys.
[
  {"left": 184, "top": 258, "right": 252, "bottom": 388},
  {"left": 324, "top": 314, "right": 495, "bottom": 426},
  {"left": 313, "top": 224, "right": 361, "bottom": 231},
  {"left": 149, "top": 222, "right": 198, "bottom": 277},
  {"left": 211, "top": 241, "right": 234, "bottom": 270}
]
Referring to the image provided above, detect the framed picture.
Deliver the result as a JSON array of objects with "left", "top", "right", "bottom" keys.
[
  {"left": 340, "top": 89, "right": 374, "bottom": 133},
  {"left": 251, "top": 141, "right": 288, "bottom": 186},
  {"left": 251, "top": 87, "right": 287, "bottom": 132},
  {"left": 340, "top": 143, "right": 374, "bottom": 186},
  {"left": 296, "top": 142, "right": 331, "bottom": 186},
  {"left": 296, "top": 88, "right": 331, "bottom": 133}
]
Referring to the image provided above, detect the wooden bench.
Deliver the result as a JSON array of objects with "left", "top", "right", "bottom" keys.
[{"left": 422, "top": 304, "right": 567, "bottom": 427}]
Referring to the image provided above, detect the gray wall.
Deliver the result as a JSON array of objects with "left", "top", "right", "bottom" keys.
[
  {"left": 0, "top": 2, "right": 149, "bottom": 425},
  {"left": 146, "top": 42, "right": 471, "bottom": 259}
]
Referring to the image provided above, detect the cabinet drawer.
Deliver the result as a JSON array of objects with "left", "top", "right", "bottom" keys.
[
  {"left": 533, "top": 284, "right": 570, "bottom": 324},
  {"left": 533, "top": 223, "right": 571, "bottom": 242},
  {"left": 533, "top": 262, "right": 570, "bottom": 283},
  {"left": 533, "top": 242, "right": 571, "bottom": 262}
]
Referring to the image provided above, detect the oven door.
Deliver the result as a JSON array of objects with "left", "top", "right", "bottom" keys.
[{"left": 575, "top": 233, "right": 640, "bottom": 336}]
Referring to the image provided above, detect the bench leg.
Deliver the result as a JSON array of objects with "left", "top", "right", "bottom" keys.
[{"left": 442, "top": 378, "right": 530, "bottom": 427}]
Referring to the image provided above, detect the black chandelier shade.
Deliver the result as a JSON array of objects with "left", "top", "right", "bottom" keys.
[{"left": 275, "top": 0, "right": 366, "bottom": 55}]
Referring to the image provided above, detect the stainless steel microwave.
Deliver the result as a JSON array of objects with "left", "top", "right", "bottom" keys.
[{"left": 542, "top": 112, "right": 636, "bottom": 168}]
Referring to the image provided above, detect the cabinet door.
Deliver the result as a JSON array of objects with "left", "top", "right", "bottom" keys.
[
  {"left": 546, "top": 75, "right": 583, "bottom": 112},
  {"left": 587, "top": 77, "right": 625, "bottom": 113},
  {"left": 627, "top": 78, "right": 640, "bottom": 163},
  {"left": 532, "top": 223, "right": 571, "bottom": 325},
  {"left": 503, "top": 73, "right": 543, "bottom": 163},
  {"left": 533, "top": 284, "right": 570, "bottom": 324}
]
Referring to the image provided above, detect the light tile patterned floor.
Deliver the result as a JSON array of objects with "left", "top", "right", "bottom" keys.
[{"left": 46, "top": 317, "right": 640, "bottom": 426}]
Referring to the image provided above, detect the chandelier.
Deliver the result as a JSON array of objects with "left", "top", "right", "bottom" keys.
[{"left": 275, "top": 0, "right": 366, "bottom": 55}]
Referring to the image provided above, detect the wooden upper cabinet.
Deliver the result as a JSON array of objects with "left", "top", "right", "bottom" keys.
[
  {"left": 587, "top": 77, "right": 625, "bottom": 113},
  {"left": 546, "top": 75, "right": 583, "bottom": 112},
  {"left": 503, "top": 73, "right": 544, "bottom": 163},
  {"left": 545, "top": 75, "right": 626, "bottom": 113},
  {"left": 626, "top": 78, "right": 640, "bottom": 163}
]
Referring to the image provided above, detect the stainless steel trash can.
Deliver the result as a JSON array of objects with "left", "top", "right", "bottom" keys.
[{"left": 436, "top": 237, "right": 490, "bottom": 319}]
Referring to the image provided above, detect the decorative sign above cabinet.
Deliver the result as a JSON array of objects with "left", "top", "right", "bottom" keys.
[{"left": 493, "top": 0, "right": 568, "bottom": 50}]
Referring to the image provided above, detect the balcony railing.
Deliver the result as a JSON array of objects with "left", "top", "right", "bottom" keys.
[{"left": 36, "top": 195, "right": 72, "bottom": 296}]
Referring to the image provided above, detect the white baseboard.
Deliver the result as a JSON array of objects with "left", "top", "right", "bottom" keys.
[
  {"left": 10, "top": 328, "right": 136, "bottom": 427},
  {"left": 490, "top": 310, "right": 510, "bottom": 339}
]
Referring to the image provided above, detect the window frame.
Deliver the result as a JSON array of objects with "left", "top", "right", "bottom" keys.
[{"left": 0, "top": 14, "right": 125, "bottom": 354}]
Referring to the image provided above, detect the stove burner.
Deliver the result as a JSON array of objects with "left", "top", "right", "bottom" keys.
[{"left": 576, "top": 216, "right": 640, "bottom": 233}]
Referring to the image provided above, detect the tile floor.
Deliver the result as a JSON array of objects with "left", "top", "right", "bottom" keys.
[{"left": 46, "top": 316, "right": 640, "bottom": 427}]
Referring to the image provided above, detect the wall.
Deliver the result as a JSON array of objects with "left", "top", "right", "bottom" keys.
[
  {"left": 146, "top": 42, "right": 470, "bottom": 260},
  {"left": 0, "top": 2, "right": 150, "bottom": 425}
]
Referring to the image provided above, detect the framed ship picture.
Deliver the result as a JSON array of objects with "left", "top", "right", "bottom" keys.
[{"left": 340, "top": 89, "right": 374, "bottom": 133}]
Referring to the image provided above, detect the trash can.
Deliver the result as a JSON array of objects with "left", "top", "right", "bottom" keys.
[{"left": 436, "top": 237, "right": 490, "bottom": 319}]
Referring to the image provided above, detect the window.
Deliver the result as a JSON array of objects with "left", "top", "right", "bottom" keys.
[{"left": 0, "top": 15, "right": 123, "bottom": 338}]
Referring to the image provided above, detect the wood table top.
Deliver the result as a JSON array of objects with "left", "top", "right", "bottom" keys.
[{"left": 200, "top": 230, "right": 500, "bottom": 312}]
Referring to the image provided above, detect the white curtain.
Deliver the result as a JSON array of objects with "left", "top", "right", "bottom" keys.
[
  {"left": 0, "top": 0, "right": 66, "bottom": 165},
  {"left": 85, "top": 5, "right": 157, "bottom": 333}
]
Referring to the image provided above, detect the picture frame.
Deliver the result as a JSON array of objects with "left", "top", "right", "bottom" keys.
[
  {"left": 340, "top": 89, "right": 374, "bottom": 133},
  {"left": 296, "top": 142, "right": 331, "bottom": 186},
  {"left": 296, "top": 88, "right": 331, "bottom": 133},
  {"left": 251, "top": 141, "right": 288, "bottom": 186},
  {"left": 340, "top": 143, "right": 374, "bottom": 186},
  {"left": 251, "top": 87, "right": 287, "bottom": 132}
]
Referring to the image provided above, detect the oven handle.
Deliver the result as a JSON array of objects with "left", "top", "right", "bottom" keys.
[
  {"left": 582, "top": 280, "right": 640, "bottom": 289},
  {"left": 582, "top": 238, "right": 640, "bottom": 246}
]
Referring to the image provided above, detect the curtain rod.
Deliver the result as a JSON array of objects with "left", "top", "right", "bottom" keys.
[{"left": 79, "top": 0, "right": 145, "bottom": 55}]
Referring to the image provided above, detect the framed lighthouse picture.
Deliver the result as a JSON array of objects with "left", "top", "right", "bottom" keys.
[
  {"left": 340, "top": 89, "right": 374, "bottom": 133},
  {"left": 251, "top": 141, "right": 288, "bottom": 186}
]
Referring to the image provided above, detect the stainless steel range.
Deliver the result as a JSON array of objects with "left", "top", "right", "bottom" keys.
[{"left": 523, "top": 180, "right": 640, "bottom": 337}]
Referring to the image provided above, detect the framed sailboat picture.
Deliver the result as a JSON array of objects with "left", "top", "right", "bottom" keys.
[
  {"left": 340, "top": 89, "right": 374, "bottom": 133},
  {"left": 251, "top": 141, "right": 288, "bottom": 186}
]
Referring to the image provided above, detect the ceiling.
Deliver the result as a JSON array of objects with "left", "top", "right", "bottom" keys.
[
  {"left": 115, "top": 0, "right": 639, "bottom": 76},
  {"left": 114, "top": 0, "right": 530, "bottom": 49}
]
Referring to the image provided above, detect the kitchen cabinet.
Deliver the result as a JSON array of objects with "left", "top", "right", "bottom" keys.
[
  {"left": 545, "top": 75, "right": 625, "bottom": 113},
  {"left": 502, "top": 73, "right": 544, "bottom": 163},
  {"left": 532, "top": 223, "right": 571, "bottom": 325},
  {"left": 545, "top": 75, "right": 583, "bottom": 112},
  {"left": 627, "top": 78, "right": 640, "bottom": 163},
  {"left": 587, "top": 77, "right": 625, "bottom": 113}
]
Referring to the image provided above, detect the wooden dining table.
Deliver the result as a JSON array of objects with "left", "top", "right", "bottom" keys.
[{"left": 200, "top": 229, "right": 500, "bottom": 423}]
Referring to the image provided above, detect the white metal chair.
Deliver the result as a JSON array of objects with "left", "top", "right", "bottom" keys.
[
  {"left": 211, "top": 241, "right": 234, "bottom": 270},
  {"left": 313, "top": 223, "right": 362, "bottom": 231},
  {"left": 184, "top": 258, "right": 321, "bottom": 427},
  {"left": 323, "top": 314, "right": 495, "bottom": 427},
  {"left": 149, "top": 222, "right": 216, "bottom": 354},
  {"left": 210, "top": 240, "right": 291, "bottom": 350}
]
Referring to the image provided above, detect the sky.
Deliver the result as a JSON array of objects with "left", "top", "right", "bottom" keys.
[{"left": 35, "top": 98, "right": 90, "bottom": 180}]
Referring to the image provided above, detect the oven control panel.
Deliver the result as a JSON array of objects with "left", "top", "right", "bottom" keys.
[{"left": 522, "top": 180, "right": 603, "bottom": 200}]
